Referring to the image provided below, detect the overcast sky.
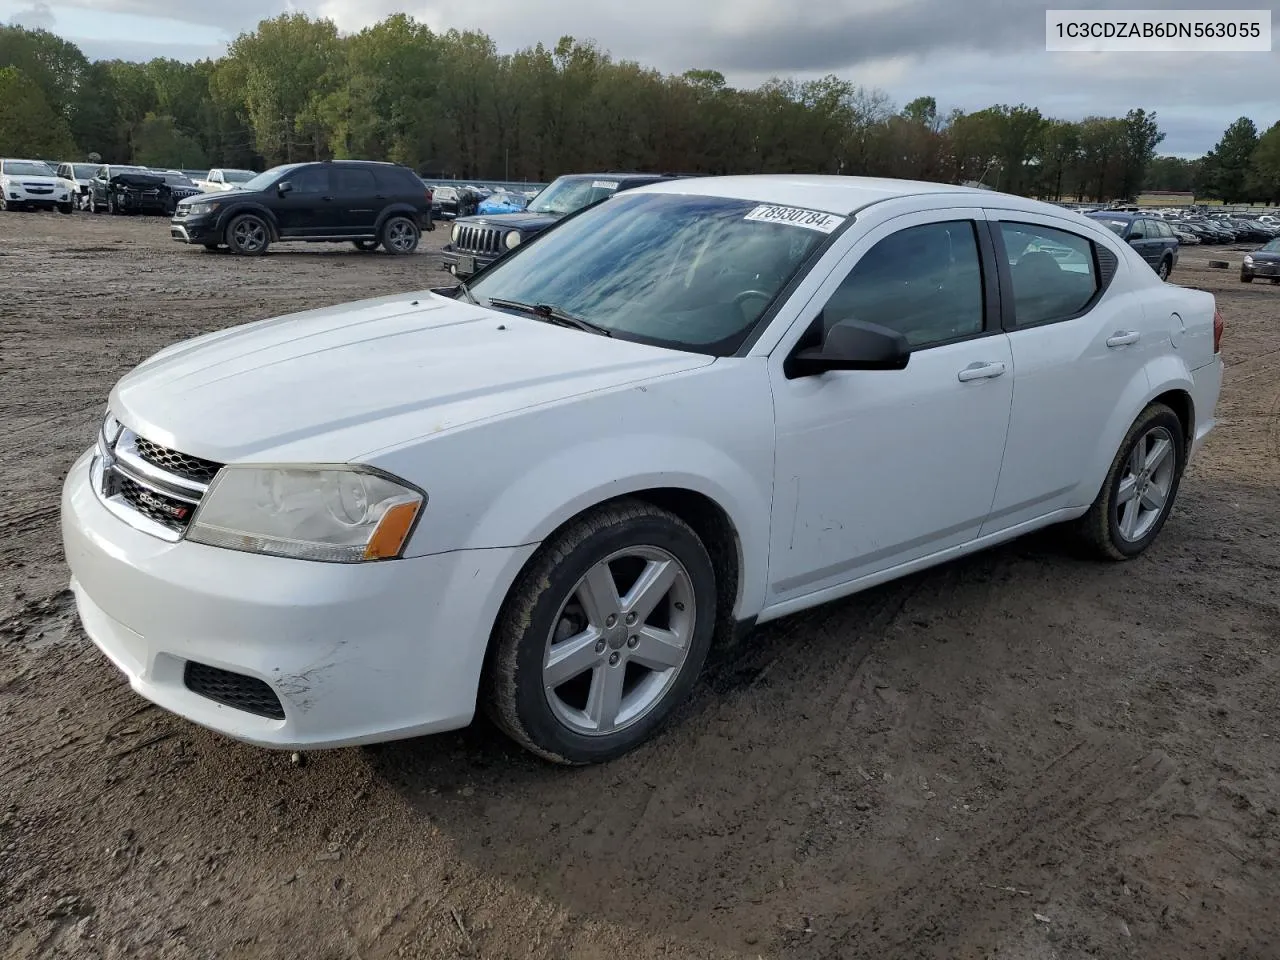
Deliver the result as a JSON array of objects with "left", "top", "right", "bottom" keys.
[{"left": 3, "top": 0, "right": 1276, "bottom": 156}]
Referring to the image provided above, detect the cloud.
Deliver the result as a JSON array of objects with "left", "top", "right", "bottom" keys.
[
  {"left": 7, "top": 0, "right": 55, "bottom": 29},
  {"left": 7, "top": 0, "right": 1271, "bottom": 154}
]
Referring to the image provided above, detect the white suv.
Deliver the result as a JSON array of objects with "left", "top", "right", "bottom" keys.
[
  {"left": 61, "top": 175, "right": 1224, "bottom": 765},
  {"left": 0, "top": 158, "right": 73, "bottom": 213}
]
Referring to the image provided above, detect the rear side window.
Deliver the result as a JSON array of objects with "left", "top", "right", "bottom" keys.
[
  {"left": 335, "top": 167, "right": 377, "bottom": 194},
  {"left": 999, "top": 222, "right": 1100, "bottom": 327},
  {"left": 374, "top": 167, "right": 419, "bottom": 194}
]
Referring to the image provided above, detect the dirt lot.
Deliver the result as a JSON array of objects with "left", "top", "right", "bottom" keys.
[{"left": 1, "top": 211, "right": 1278, "bottom": 960}]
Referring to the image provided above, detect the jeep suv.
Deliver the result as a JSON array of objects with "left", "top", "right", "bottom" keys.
[
  {"left": 440, "top": 172, "right": 682, "bottom": 278},
  {"left": 170, "top": 160, "right": 433, "bottom": 256}
]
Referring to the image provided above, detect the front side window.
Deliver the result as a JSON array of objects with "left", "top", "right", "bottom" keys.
[
  {"left": 467, "top": 192, "right": 836, "bottom": 354},
  {"left": 1000, "top": 222, "right": 1100, "bottom": 327},
  {"left": 286, "top": 167, "right": 328, "bottom": 194},
  {"left": 818, "top": 220, "right": 985, "bottom": 349}
]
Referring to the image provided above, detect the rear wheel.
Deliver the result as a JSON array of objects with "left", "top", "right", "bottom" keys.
[
  {"left": 1073, "top": 403, "right": 1185, "bottom": 561},
  {"left": 483, "top": 499, "right": 718, "bottom": 765},
  {"left": 379, "top": 216, "right": 419, "bottom": 255},
  {"left": 1157, "top": 256, "right": 1172, "bottom": 281},
  {"left": 225, "top": 214, "right": 270, "bottom": 256}
]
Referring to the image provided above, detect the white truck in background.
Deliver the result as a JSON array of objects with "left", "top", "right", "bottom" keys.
[{"left": 196, "top": 168, "right": 257, "bottom": 193}]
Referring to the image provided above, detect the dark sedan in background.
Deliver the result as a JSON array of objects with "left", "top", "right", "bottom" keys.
[{"left": 1241, "top": 238, "right": 1280, "bottom": 283}]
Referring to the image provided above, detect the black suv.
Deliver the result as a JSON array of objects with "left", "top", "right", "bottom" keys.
[
  {"left": 170, "top": 160, "right": 433, "bottom": 256},
  {"left": 440, "top": 172, "right": 682, "bottom": 277}
]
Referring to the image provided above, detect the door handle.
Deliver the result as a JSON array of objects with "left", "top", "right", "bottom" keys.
[
  {"left": 1106, "top": 331, "right": 1141, "bottom": 347},
  {"left": 957, "top": 361, "right": 1007, "bottom": 382}
]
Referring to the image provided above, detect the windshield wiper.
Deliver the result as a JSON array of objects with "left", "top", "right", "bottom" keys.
[
  {"left": 454, "top": 275, "right": 478, "bottom": 304},
  {"left": 484, "top": 298, "right": 612, "bottom": 337}
]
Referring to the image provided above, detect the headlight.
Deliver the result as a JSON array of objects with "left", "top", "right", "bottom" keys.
[
  {"left": 99, "top": 410, "right": 123, "bottom": 454},
  {"left": 451, "top": 224, "right": 460, "bottom": 243},
  {"left": 504, "top": 231, "right": 522, "bottom": 250},
  {"left": 1244, "top": 255, "right": 1254, "bottom": 264},
  {"left": 186, "top": 466, "right": 424, "bottom": 563},
  {"left": 188, "top": 201, "right": 218, "bottom": 215}
]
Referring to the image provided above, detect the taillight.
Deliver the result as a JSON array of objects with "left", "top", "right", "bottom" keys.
[{"left": 1213, "top": 307, "right": 1223, "bottom": 354}]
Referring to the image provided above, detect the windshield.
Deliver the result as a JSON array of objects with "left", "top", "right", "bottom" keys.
[
  {"left": 223, "top": 169, "right": 256, "bottom": 183},
  {"left": 235, "top": 165, "right": 294, "bottom": 192},
  {"left": 1094, "top": 218, "right": 1128, "bottom": 235},
  {"left": 71, "top": 164, "right": 98, "bottom": 178},
  {"left": 1263, "top": 239, "right": 1280, "bottom": 252},
  {"left": 2, "top": 160, "right": 55, "bottom": 176},
  {"left": 467, "top": 192, "right": 839, "bottom": 354},
  {"left": 160, "top": 173, "right": 196, "bottom": 185},
  {"left": 526, "top": 177, "right": 624, "bottom": 216}
]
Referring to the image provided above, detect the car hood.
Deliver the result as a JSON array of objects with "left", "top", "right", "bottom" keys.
[
  {"left": 109, "top": 291, "right": 714, "bottom": 464},
  {"left": 1247, "top": 250, "right": 1280, "bottom": 262},
  {"left": 456, "top": 211, "right": 562, "bottom": 232},
  {"left": 109, "top": 172, "right": 165, "bottom": 188},
  {"left": 3, "top": 173, "right": 60, "bottom": 185}
]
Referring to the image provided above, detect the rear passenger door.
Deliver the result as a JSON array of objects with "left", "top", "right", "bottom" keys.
[
  {"left": 979, "top": 213, "right": 1152, "bottom": 534},
  {"left": 331, "top": 166, "right": 379, "bottom": 234}
]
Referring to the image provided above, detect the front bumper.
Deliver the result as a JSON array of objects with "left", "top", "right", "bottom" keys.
[
  {"left": 170, "top": 212, "right": 219, "bottom": 244},
  {"left": 440, "top": 245, "right": 498, "bottom": 277},
  {"left": 1241, "top": 261, "right": 1279, "bottom": 279},
  {"left": 60, "top": 447, "right": 536, "bottom": 750},
  {"left": 6, "top": 188, "right": 71, "bottom": 208}
]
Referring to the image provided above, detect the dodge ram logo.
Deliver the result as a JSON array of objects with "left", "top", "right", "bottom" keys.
[{"left": 136, "top": 489, "right": 190, "bottom": 521}]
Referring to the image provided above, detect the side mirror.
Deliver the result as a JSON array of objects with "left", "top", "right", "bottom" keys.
[
  {"left": 277, "top": 181, "right": 293, "bottom": 195},
  {"left": 785, "top": 319, "right": 911, "bottom": 378}
]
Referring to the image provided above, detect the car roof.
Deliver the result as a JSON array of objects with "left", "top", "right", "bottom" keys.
[{"left": 626, "top": 174, "right": 1024, "bottom": 215}]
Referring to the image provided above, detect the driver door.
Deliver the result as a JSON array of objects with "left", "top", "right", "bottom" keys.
[{"left": 765, "top": 209, "right": 1014, "bottom": 607}]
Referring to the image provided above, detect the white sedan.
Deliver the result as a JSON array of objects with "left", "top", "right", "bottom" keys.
[{"left": 60, "top": 174, "right": 1224, "bottom": 765}]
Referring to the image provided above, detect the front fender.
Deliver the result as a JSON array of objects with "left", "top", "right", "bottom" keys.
[
  {"left": 1077, "top": 357, "right": 1194, "bottom": 507},
  {"left": 214, "top": 202, "right": 281, "bottom": 239}
]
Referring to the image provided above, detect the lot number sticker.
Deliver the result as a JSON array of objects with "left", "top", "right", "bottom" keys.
[
  {"left": 744, "top": 204, "right": 844, "bottom": 233},
  {"left": 592, "top": 180, "right": 620, "bottom": 190}
]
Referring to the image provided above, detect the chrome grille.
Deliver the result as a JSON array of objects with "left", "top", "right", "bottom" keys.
[
  {"left": 454, "top": 225, "right": 502, "bottom": 255},
  {"left": 134, "top": 436, "right": 221, "bottom": 484},
  {"left": 95, "top": 422, "right": 222, "bottom": 541}
]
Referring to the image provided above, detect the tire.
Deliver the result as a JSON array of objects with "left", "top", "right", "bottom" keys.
[
  {"left": 483, "top": 498, "right": 718, "bottom": 765},
  {"left": 1073, "top": 403, "right": 1186, "bottom": 561},
  {"left": 1157, "top": 256, "right": 1172, "bottom": 281},
  {"left": 1240, "top": 273, "right": 1253, "bottom": 283},
  {"left": 57, "top": 202, "right": 73, "bottom": 215},
  {"left": 201, "top": 243, "right": 221, "bottom": 253},
  {"left": 352, "top": 239, "right": 380, "bottom": 252},
  {"left": 225, "top": 214, "right": 270, "bottom": 256},
  {"left": 379, "top": 215, "right": 419, "bottom": 255},
  {"left": 107, "top": 193, "right": 118, "bottom": 215}
]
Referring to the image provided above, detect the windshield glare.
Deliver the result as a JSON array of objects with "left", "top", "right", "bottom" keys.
[
  {"left": 467, "top": 193, "right": 835, "bottom": 354},
  {"left": 3, "top": 160, "right": 56, "bottom": 176},
  {"left": 526, "top": 177, "right": 621, "bottom": 216},
  {"left": 236, "top": 166, "right": 291, "bottom": 192}
]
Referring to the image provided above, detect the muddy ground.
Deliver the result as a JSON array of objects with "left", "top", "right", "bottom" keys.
[{"left": 1, "top": 211, "right": 1278, "bottom": 960}]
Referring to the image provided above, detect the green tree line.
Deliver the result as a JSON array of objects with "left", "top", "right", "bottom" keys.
[{"left": 1, "top": 15, "right": 1273, "bottom": 202}]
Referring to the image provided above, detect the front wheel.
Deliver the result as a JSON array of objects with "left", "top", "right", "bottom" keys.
[
  {"left": 1073, "top": 403, "right": 1185, "bottom": 561},
  {"left": 57, "top": 202, "right": 73, "bottom": 215},
  {"left": 379, "top": 216, "right": 419, "bottom": 255},
  {"left": 483, "top": 499, "right": 718, "bottom": 765},
  {"left": 1240, "top": 272, "right": 1253, "bottom": 283},
  {"left": 225, "top": 214, "right": 270, "bottom": 255}
]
